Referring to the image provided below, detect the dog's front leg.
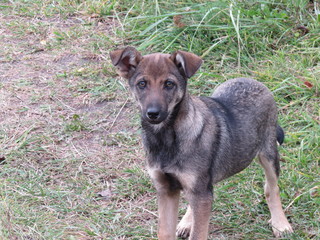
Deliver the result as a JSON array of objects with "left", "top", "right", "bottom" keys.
[
  {"left": 149, "top": 169, "right": 180, "bottom": 240},
  {"left": 188, "top": 194, "right": 213, "bottom": 240},
  {"left": 157, "top": 188, "right": 180, "bottom": 240}
]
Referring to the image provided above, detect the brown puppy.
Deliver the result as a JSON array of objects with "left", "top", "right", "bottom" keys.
[{"left": 110, "top": 47, "right": 293, "bottom": 240}]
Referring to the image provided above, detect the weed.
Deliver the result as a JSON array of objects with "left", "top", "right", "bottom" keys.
[{"left": 63, "top": 114, "right": 87, "bottom": 132}]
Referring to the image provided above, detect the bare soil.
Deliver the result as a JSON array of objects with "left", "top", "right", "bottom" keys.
[{"left": 0, "top": 13, "right": 143, "bottom": 187}]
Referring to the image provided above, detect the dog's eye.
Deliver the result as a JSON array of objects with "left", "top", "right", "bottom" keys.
[
  {"left": 164, "top": 80, "right": 175, "bottom": 89},
  {"left": 137, "top": 81, "right": 147, "bottom": 89}
]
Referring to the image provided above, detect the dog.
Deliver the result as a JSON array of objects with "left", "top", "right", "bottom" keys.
[{"left": 110, "top": 47, "right": 293, "bottom": 240}]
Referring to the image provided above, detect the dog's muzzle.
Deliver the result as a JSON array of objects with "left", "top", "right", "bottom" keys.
[{"left": 145, "top": 105, "right": 167, "bottom": 124}]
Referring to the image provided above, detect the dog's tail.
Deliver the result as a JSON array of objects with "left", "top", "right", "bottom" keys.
[{"left": 276, "top": 125, "right": 285, "bottom": 145}]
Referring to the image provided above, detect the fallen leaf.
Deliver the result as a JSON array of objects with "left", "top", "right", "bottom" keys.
[
  {"left": 304, "top": 81, "right": 313, "bottom": 88},
  {"left": 296, "top": 25, "right": 310, "bottom": 35},
  {"left": 173, "top": 15, "right": 186, "bottom": 28}
]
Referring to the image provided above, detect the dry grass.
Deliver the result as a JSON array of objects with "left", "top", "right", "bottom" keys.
[
  {"left": 1, "top": 0, "right": 319, "bottom": 239},
  {"left": 0, "top": 4, "right": 150, "bottom": 239}
]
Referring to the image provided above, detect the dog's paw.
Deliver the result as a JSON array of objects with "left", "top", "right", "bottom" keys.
[
  {"left": 176, "top": 221, "right": 192, "bottom": 239},
  {"left": 269, "top": 218, "right": 293, "bottom": 238}
]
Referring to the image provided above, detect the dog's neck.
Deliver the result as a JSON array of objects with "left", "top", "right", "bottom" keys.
[{"left": 174, "top": 93, "right": 206, "bottom": 140}]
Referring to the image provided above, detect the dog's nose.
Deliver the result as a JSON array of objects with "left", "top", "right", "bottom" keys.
[{"left": 147, "top": 107, "right": 160, "bottom": 120}]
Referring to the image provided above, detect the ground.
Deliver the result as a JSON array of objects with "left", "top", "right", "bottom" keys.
[
  {"left": 0, "top": 9, "right": 150, "bottom": 239},
  {"left": 0, "top": 1, "right": 319, "bottom": 240}
]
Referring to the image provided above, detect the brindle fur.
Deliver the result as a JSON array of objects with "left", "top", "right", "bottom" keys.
[{"left": 110, "top": 47, "right": 293, "bottom": 240}]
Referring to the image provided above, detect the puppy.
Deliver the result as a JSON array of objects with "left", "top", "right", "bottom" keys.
[{"left": 110, "top": 47, "right": 293, "bottom": 239}]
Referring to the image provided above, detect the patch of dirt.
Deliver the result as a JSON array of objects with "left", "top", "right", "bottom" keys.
[
  {"left": 0, "top": 11, "right": 151, "bottom": 239},
  {"left": 0, "top": 13, "right": 141, "bottom": 174}
]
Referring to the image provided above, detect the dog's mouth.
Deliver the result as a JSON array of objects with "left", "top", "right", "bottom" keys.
[{"left": 144, "top": 115, "right": 168, "bottom": 124}]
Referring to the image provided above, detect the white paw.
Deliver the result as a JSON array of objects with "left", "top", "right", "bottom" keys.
[
  {"left": 269, "top": 218, "right": 293, "bottom": 238},
  {"left": 176, "top": 220, "right": 192, "bottom": 239}
]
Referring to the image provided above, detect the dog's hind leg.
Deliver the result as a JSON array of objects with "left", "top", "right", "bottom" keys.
[
  {"left": 258, "top": 149, "right": 293, "bottom": 237},
  {"left": 176, "top": 205, "right": 192, "bottom": 238}
]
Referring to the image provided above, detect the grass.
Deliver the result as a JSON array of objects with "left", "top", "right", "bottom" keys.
[{"left": 0, "top": 0, "right": 319, "bottom": 239}]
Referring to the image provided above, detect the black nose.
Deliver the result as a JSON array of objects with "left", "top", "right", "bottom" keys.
[{"left": 147, "top": 107, "right": 160, "bottom": 120}]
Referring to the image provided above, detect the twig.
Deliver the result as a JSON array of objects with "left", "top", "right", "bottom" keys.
[{"left": 108, "top": 97, "right": 129, "bottom": 132}]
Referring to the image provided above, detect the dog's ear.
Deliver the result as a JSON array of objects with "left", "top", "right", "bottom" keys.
[
  {"left": 170, "top": 50, "right": 203, "bottom": 78},
  {"left": 110, "top": 46, "right": 142, "bottom": 79}
]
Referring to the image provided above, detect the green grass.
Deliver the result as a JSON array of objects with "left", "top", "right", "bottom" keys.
[{"left": 0, "top": 0, "right": 319, "bottom": 239}]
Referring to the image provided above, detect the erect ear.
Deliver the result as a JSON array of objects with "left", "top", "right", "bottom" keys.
[
  {"left": 170, "top": 50, "right": 203, "bottom": 78},
  {"left": 109, "top": 46, "right": 142, "bottom": 79}
]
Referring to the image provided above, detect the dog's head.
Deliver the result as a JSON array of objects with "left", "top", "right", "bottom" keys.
[{"left": 110, "top": 47, "right": 202, "bottom": 125}]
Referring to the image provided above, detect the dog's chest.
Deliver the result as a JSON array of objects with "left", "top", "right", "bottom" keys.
[
  {"left": 142, "top": 128, "right": 180, "bottom": 167},
  {"left": 143, "top": 125, "right": 201, "bottom": 153},
  {"left": 147, "top": 164, "right": 198, "bottom": 192}
]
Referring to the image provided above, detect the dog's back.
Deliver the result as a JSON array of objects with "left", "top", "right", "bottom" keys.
[{"left": 200, "top": 78, "right": 279, "bottom": 183}]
